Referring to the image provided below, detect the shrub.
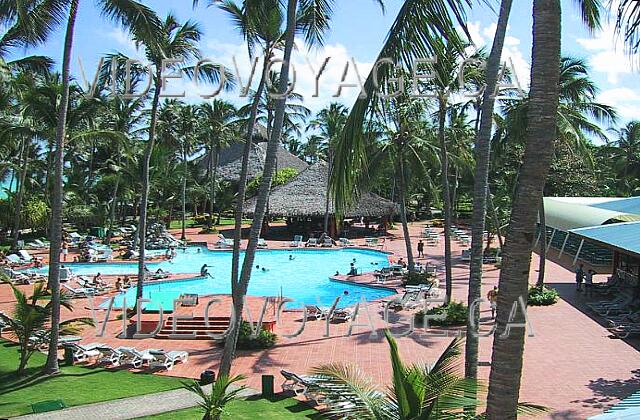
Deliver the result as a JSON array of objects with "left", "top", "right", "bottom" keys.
[
  {"left": 404, "top": 271, "right": 435, "bottom": 286},
  {"left": 416, "top": 301, "right": 468, "bottom": 327},
  {"left": 236, "top": 321, "right": 277, "bottom": 350},
  {"left": 528, "top": 285, "right": 559, "bottom": 306}
]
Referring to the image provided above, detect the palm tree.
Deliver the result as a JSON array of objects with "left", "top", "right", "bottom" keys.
[
  {"left": 197, "top": 100, "right": 238, "bottom": 228},
  {"left": 0, "top": 281, "right": 93, "bottom": 375},
  {"left": 37, "top": 0, "right": 161, "bottom": 376},
  {"left": 485, "top": 0, "right": 602, "bottom": 416},
  {"left": 183, "top": 375, "right": 247, "bottom": 420},
  {"left": 610, "top": 121, "right": 640, "bottom": 195},
  {"left": 307, "top": 102, "right": 348, "bottom": 232},
  {"left": 218, "top": 0, "right": 338, "bottom": 376},
  {"left": 465, "top": 0, "right": 513, "bottom": 388}
]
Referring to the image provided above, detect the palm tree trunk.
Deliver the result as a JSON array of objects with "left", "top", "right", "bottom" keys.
[
  {"left": 465, "top": 0, "right": 513, "bottom": 387},
  {"left": 11, "top": 138, "right": 28, "bottom": 250},
  {"left": 438, "top": 96, "right": 453, "bottom": 304},
  {"left": 536, "top": 196, "right": 546, "bottom": 287},
  {"left": 44, "top": 0, "right": 79, "bottom": 375},
  {"left": 220, "top": 0, "right": 297, "bottom": 377},
  {"left": 397, "top": 155, "right": 415, "bottom": 270},
  {"left": 182, "top": 144, "right": 187, "bottom": 241},
  {"left": 485, "top": 0, "right": 561, "bottom": 416},
  {"left": 487, "top": 188, "right": 504, "bottom": 249},
  {"left": 105, "top": 173, "right": 120, "bottom": 244},
  {"left": 323, "top": 150, "right": 333, "bottom": 233},
  {"left": 136, "top": 70, "right": 163, "bottom": 302}
]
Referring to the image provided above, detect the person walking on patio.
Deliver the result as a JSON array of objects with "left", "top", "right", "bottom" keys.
[
  {"left": 487, "top": 286, "right": 498, "bottom": 319},
  {"left": 417, "top": 240, "right": 424, "bottom": 258},
  {"left": 575, "top": 264, "right": 585, "bottom": 292}
]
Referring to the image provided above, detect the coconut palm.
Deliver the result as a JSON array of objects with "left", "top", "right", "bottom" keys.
[
  {"left": 197, "top": 100, "right": 238, "bottom": 228},
  {"left": 609, "top": 121, "right": 640, "bottom": 195},
  {"left": 465, "top": 0, "right": 513, "bottom": 388},
  {"left": 183, "top": 374, "right": 247, "bottom": 420},
  {"left": 485, "top": 0, "right": 603, "bottom": 416},
  {"left": 307, "top": 102, "right": 348, "bottom": 232},
  {"left": 0, "top": 280, "right": 93, "bottom": 375}
]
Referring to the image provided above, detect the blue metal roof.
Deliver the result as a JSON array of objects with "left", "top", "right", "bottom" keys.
[
  {"left": 588, "top": 390, "right": 640, "bottom": 419},
  {"left": 570, "top": 221, "right": 640, "bottom": 258}
]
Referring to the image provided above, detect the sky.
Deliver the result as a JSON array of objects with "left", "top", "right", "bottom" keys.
[{"left": 6, "top": 0, "right": 640, "bottom": 136}]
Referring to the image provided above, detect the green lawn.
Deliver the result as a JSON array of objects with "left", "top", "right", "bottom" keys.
[
  {"left": 0, "top": 341, "right": 184, "bottom": 418},
  {"left": 136, "top": 395, "right": 321, "bottom": 419}
]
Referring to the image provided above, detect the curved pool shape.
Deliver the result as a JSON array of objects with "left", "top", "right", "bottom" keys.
[{"left": 54, "top": 247, "right": 394, "bottom": 310}]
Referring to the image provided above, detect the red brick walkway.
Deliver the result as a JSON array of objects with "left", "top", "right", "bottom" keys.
[{"left": 2, "top": 223, "right": 639, "bottom": 419}]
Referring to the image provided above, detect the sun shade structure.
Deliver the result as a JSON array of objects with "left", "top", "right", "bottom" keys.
[
  {"left": 543, "top": 197, "right": 640, "bottom": 231},
  {"left": 216, "top": 141, "right": 308, "bottom": 182},
  {"left": 570, "top": 221, "right": 640, "bottom": 259},
  {"left": 244, "top": 161, "right": 398, "bottom": 218},
  {"left": 587, "top": 389, "right": 640, "bottom": 419}
]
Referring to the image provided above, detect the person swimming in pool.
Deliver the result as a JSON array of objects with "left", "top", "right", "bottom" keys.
[
  {"left": 261, "top": 267, "right": 269, "bottom": 272},
  {"left": 289, "top": 254, "right": 295, "bottom": 260}
]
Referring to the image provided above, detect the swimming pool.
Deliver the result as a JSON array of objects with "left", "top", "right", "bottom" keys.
[{"left": 50, "top": 247, "right": 394, "bottom": 310}]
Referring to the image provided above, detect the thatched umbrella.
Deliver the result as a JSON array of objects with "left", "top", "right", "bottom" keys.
[
  {"left": 217, "top": 141, "right": 308, "bottom": 182},
  {"left": 245, "top": 161, "right": 398, "bottom": 218}
]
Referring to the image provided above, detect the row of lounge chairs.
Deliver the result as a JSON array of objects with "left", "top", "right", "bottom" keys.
[
  {"left": 304, "top": 305, "right": 354, "bottom": 322},
  {"left": 1, "top": 266, "right": 46, "bottom": 284},
  {"left": 584, "top": 277, "right": 640, "bottom": 338},
  {"left": 63, "top": 343, "right": 189, "bottom": 371},
  {"left": 381, "top": 284, "right": 435, "bottom": 310}
]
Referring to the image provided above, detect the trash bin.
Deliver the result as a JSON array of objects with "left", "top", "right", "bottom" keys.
[
  {"left": 63, "top": 347, "right": 74, "bottom": 366},
  {"left": 200, "top": 370, "right": 216, "bottom": 385},
  {"left": 262, "top": 374, "right": 274, "bottom": 398}
]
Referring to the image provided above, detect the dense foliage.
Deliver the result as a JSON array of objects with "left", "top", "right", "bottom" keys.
[{"left": 528, "top": 285, "right": 560, "bottom": 306}]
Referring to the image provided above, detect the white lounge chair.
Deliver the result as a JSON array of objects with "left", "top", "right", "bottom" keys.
[
  {"left": 1, "top": 267, "right": 31, "bottom": 284},
  {"left": 290, "top": 235, "right": 303, "bottom": 247},
  {"left": 147, "top": 349, "right": 189, "bottom": 370},
  {"left": 257, "top": 238, "right": 268, "bottom": 249},
  {"left": 216, "top": 235, "right": 234, "bottom": 249},
  {"left": 96, "top": 345, "right": 126, "bottom": 365},
  {"left": 5, "top": 254, "right": 23, "bottom": 266},
  {"left": 331, "top": 308, "right": 354, "bottom": 322},
  {"left": 18, "top": 250, "right": 33, "bottom": 262},
  {"left": 338, "top": 238, "right": 355, "bottom": 247},
  {"left": 63, "top": 342, "right": 105, "bottom": 363},
  {"left": 62, "top": 283, "right": 99, "bottom": 298},
  {"left": 364, "top": 237, "right": 378, "bottom": 247},
  {"left": 280, "top": 370, "right": 325, "bottom": 402},
  {"left": 305, "top": 238, "right": 318, "bottom": 247},
  {"left": 305, "top": 304, "right": 330, "bottom": 320},
  {"left": 321, "top": 238, "right": 333, "bottom": 247},
  {"left": 27, "top": 239, "right": 49, "bottom": 249},
  {"left": 117, "top": 347, "right": 153, "bottom": 369}
]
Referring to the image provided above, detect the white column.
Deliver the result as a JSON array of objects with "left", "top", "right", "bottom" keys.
[
  {"left": 546, "top": 228, "right": 556, "bottom": 252},
  {"left": 573, "top": 239, "right": 585, "bottom": 266},
  {"left": 558, "top": 232, "right": 570, "bottom": 257}
]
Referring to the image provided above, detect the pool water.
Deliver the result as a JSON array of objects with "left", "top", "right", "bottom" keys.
[{"left": 50, "top": 247, "right": 394, "bottom": 310}]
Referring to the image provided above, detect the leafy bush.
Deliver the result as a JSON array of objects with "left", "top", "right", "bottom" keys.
[
  {"left": 236, "top": 321, "right": 277, "bottom": 350},
  {"left": 22, "top": 198, "right": 50, "bottom": 231},
  {"left": 528, "top": 285, "right": 559, "bottom": 306},
  {"left": 404, "top": 271, "right": 435, "bottom": 286},
  {"left": 416, "top": 301, "right": 468, "bottom": 327}
]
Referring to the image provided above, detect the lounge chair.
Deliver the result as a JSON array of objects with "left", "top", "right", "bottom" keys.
[
  {"left": 305, "top": 238, "right": 318, "bottom": 247},
  {"left": 338, "top": 238, "right": 355, "bottom": 247},
  {"left": 305, "top": 304, "right": 330, "bottom": 320},
  {"left": 1, "top": 267, "right": 32, "bottom": 284},
  {"left": 382, "top": 291, "right": 420, "bottom": 310},
  {"left": 5, "top": 254, "right": 23, "bottom": 266},
  {"left": 257, "top": 238, "right": 268, "bottom": 249},
  {"left": 611, "top": 324, "right": 640, "bottom": 338},
  {"left": 321, "top": 238, "right": 333, "bottom": 247},
  {"left": 96, "top": 346, "right": 127, "bottom": 366},
  {"left": 374, "top": 269, "right": 392, "bottom": 283},
  {"left": 118, "top": 347, "right": 153, "bottom": 369},
  {"left": 29, "top": 332, "right": 81, "bottom": 351},
  {"left": 331, "top": 308, "right": 354, "bottom": 322},
  {"left": 280, "top": 370, "right": 325, "bottom": 402},
  {"left": 18, "top": 250, "right": 33, "bottom": 262},
  {"left": 27, "top": 239, "right": 49, "bottom": 249},
  {"left": 62, "top": 283, "right": 99, "bottom": 298},
  {"left": 63, "top": 342, "right": 105, "bottom": 363},
  {"left": 460, "top": 249, "right": 471, "bottom": 262},
  {"left": 216, "top": 237, "right": 234, "bottom": 249},
  {"left": 290, "top": 235, "right": 303, "bottom": 247},
  {"left": 364, "top": 237, "right": 378, "bottom": 247},
  {"left": 147, "top": 349, "right": 189, "bottom": 370}
]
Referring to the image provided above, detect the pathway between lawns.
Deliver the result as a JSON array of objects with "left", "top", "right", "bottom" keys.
[{"left": 14, "top": 384, "right": 260, "bottom": 420}]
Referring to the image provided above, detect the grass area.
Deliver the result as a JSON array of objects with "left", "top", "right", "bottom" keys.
[
  {"left": 136, "top": 395, "right": 320, "bottom": 419},
  {"left": 0, "top": 341, "right": 184, "bottom": 418},
  {"left": 168, "top": 217, "right": 252, "bottom": 229}
]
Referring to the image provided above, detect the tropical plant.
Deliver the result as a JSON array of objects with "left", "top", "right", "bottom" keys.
[
  {"left": 183, "top": 374, "right": 247, "bottom": 420},
  {"left": 0, "top": 281, "right": 93, "bottom": 375},
  {"left": 527, "top": 285, "right": 559, "bottom": 306}
]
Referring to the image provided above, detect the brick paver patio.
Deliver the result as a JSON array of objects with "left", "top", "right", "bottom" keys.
[{"left": 2, "top": 222, "right": 639, "bottom": 419}]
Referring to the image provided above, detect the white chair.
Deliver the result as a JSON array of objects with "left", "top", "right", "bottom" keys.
[
  {"left": 257, "top": 238, "right": 268, "bottom": 249},
  {"left": 321, "top": 238, "right": 333, "bottom": 247},
  {"left": 305, "top": 238, "right": 318, "bottom": 247},
  {"left": 96, "top": 346, "right": 126, "bottom": 366},
  {"left": 27, "top": 239, "right": 49, "bottom": 249},
  {"left": 338, "top": 238, "right": 355, "bottom": 247},
  {"left": 18, "top": 250, "right": 33, "bottom": 262},
  {"left": 5, "top": 254, "right": 22, "bottom": 265},
  {"left": 290, "top": 235, "right": 303, "bottom": 247},
  {"left": 64, "top": 342, "right": 105, "bottom": 363},
  {"left": 147, "top": 349, "right": 189, "bottom": 370},
  {"left": 118, "top": 347, "right": 154, "bottom": 369}
]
